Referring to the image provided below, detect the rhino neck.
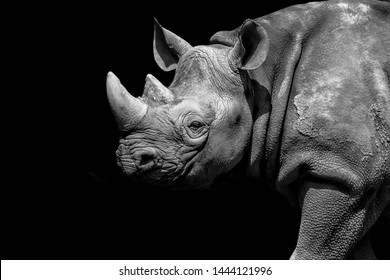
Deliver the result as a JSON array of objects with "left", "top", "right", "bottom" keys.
[{"left": 247, "top": 16, "right": 305, "bottom": 185}]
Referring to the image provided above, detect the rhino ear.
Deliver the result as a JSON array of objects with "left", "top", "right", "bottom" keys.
[
  {"left": 153, "top": 18, "right": 192, "bottom": 72},
  {"left": 228, "top": 19, "right": 269, "bottom": 71}
]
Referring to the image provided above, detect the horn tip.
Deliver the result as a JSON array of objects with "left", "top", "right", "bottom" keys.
[
  {"left": 107, "top": 71, "right": 121, "bottom": 86},
  {"left": 145, "top": 73, "right": 154, "bottom": 81},
  {"left": 107, "top": 71, "right": 116, "bottom": 79},
  {"left": 106, "top": 71, "right": 122, "bottom": 97},
  {"left": 154, "top": 18, "right": 163, "bottom": 30}
]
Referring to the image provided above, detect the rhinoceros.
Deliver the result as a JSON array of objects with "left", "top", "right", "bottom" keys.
[{"left": 105, "top": 0, "right": 390, "bottom": 259}]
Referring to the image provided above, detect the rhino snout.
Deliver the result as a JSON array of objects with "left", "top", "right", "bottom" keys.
[{"left": 117, "top": 148, "right": 158, "bottom": 176}]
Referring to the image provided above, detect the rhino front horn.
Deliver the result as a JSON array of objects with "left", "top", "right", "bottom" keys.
[{"left": 106, "top": 71, "right": 148, "bottom": 131}]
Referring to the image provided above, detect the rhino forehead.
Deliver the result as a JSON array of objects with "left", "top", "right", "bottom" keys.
[{"left": 171, "top": 46, "right": 242, "bottom": 93}]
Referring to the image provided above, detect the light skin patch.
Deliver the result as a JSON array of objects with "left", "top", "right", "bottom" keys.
[
  {"left": 293, "top": 68, "right": 374, "bottom": 159},
  {"left": 337, "top": 3, "right": 349, "bottom": 9},
  {"left": 294, "top": 71, "right": 342, "bottom": 131},
  {"left": 335, "top": 2, "right": 371, "bottom": 25},
  {"left": 357, "top": 3, "right": 370, "bottom": 13}
]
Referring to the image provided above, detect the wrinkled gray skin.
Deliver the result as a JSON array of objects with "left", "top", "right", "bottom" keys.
[{"left": 107, "top": 0, "right": 390, "bottom": 259}]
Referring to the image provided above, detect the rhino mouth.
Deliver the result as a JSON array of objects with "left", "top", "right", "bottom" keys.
[
  {"left": 118, "top": 151, "right": 203, "bottom": 188},
  {"left": 141, "top": 161, "right": 196, "bottom": 188},
  {"left": 117, "top": 154, "right": 182, "bottom": 186}
]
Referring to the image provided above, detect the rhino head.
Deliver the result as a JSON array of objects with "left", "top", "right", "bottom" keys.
[{"left": 107, "top": 19, "right": 269, "bottom": 188}]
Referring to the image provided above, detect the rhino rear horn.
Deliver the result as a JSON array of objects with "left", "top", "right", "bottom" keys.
[
  {"left": 228, "top": 19, "right": 269, "bottom": 71},
  {"left": 106, "top": 72, "right": 148, "bottom": 131},
  {"left": 143, "top": 74, "right": 174, "bottom": 103},
  {"left": 153, "top": 18, "right": 192, "bottom": 72}
]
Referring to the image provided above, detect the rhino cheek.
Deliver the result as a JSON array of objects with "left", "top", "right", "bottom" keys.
[
  {"left": 210, "top": 135, "right": 245, "bottom": 172},
  {"left": 205, "top": 101, "right": 253, "bottom": 174}
]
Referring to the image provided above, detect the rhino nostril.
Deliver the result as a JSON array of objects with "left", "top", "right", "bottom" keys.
[{"left": 139, "top": 152, "right": 155, "bottom": 166}]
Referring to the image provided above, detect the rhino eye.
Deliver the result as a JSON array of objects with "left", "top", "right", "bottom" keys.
[
  {"left": 187, "top": 120, "right": 207, "bottom": 138},
  {"left": 189, "top": 121, "right": 203, "bottom": 131}
]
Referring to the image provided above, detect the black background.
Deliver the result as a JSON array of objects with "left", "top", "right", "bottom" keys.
[{"left": 3, "top": 0, "right": 388, "bottom": 260}]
